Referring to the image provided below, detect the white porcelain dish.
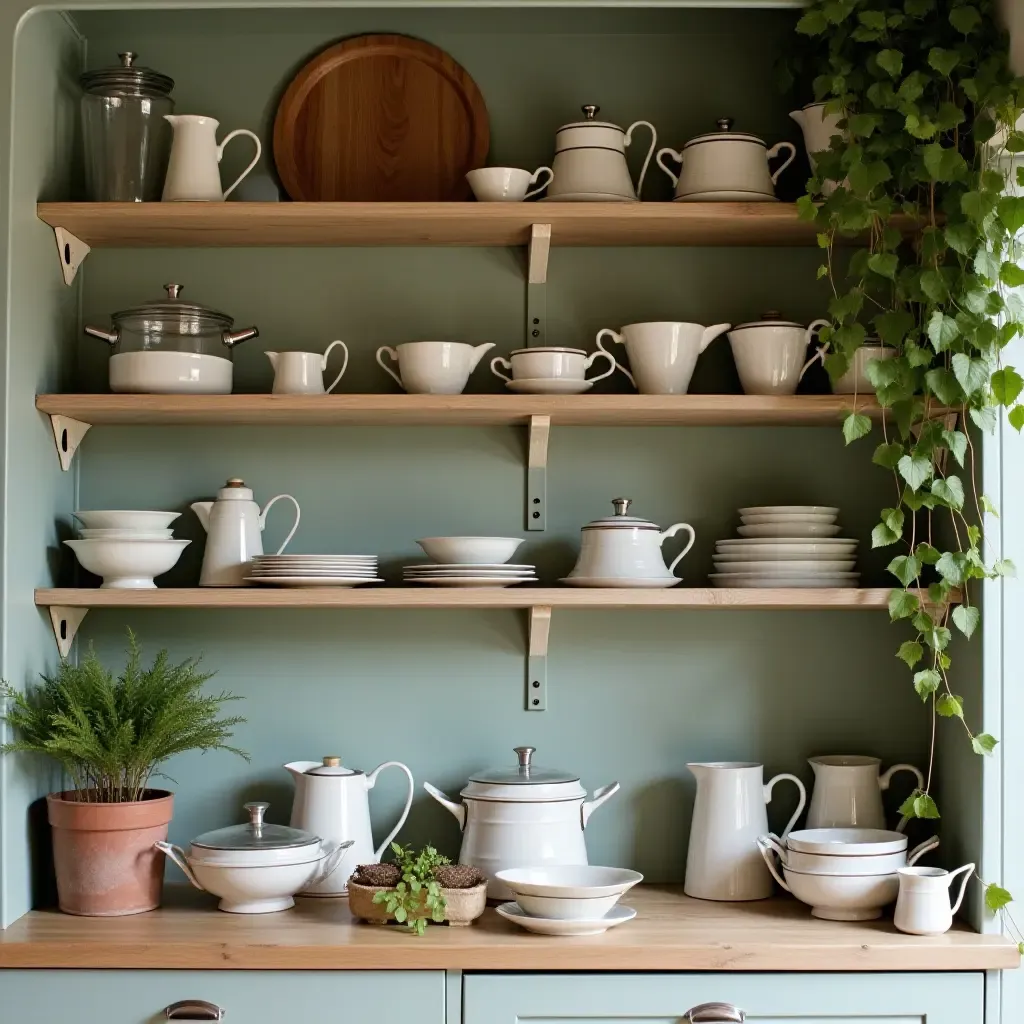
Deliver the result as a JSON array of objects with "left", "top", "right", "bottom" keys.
[
  {"left": 739, "top": 506, "right": 839, "bottom": 516},
  {"left": 514, "top": 891, "right": 624, "bottom": 920},
  {"left": 560, "top": 575, "right": 681, "bottom": 589},
  {"left": 712, "top": 560, "right": 856, "bottom": 573},
  {"left": 716, "top": 537, "right": 855, "bottom": 547},
  {"left": 406, "top": 576, "right": 533, "bottom": 587},
  {"left": 417, "top": 537, "right": 524, "bottom": 564},
  {"left": 737, "top": 524, "right": 843, "bottom": 538},
  {"left": 710, "top": 573, "right": 859, "bottom": 588},
  {"left": 786, "top": 827, "right": 910, "bottom": 856},
  {"left": 496, "top": 865, "right": 643, "bottom": 899},
  {"left": 714, "top": 548, "right": 855, "bottom": 561},
  {"left": 405, "top": 563, "right": 534, "bottom": 572},
  {"left": 73, "top": 510, "right": 180, "bottom": 530},
  {"left": 497, "top": 901, "right": 636, "bottom": 934},
  {"left": 740, "top": 513, "right": 837, "bottom": 526},
  {"left": 79, "top": 528, "right": 174, "bottom": 539},
  {"left": 760, "top": 833, "right": 937, "bottom": 876},
  {"left": 673, "top": 190, "right": 777, "bottom": 202},
  {"left": 246, "top": 576, "right": 384, "bottom": 587},
  {"left": 539, "top": 192, "right": 637, "bottom": 203},
  {"left": 65, "top": 538, "right": 190, "bottom": 589},
  {"left": 778, "top": 865, "right": 899, "bottom": 920},
  {"left": 506, "top": 378, "right": 593, "bottom": 394}
]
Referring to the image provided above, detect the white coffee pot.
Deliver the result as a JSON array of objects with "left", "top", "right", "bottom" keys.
[
  {"left": 162, "top": 114, "right": 261, "bottom": 202},
  {"left": 547, "top": 104, "right": 657, "bottom": 201},
  {"left": 266, "top": 341, "right": 349, "bottom": 395},
  {"left": 789, "top": 102, "right": 845, "bottom": 195},
  {"left": 191, "top": 478, "right": 300, "bottom": 586},
  {"left": 807, "top": 755, "right": 923, "bottom": 831},
  {"left": 894, "top": 864, "right": 974, "bottom": 936},
  {"left": 285, "top": 756, "right": 414, "bottom": 897}
]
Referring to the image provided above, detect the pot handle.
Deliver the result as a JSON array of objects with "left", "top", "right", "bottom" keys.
[
  {"left": 525, "top": 166, "right": 554, "bottom": 200},
  {"left": 223, "top": 327, "right": 259, "bottom": 347},
  {"left": 624, "top": 120, "right": 657, "bottom": 197},
  {"left": 491, "top": 356, "right": 513, "bottom": 383},
  {"left": 424, "top": 781, "right": 468, "bottom": 831},
  {"left": 595, "top": 329, "right": 635, "bottom": 387},
  {"left": 766, "top": 141, "right": 797, "bottom": 184},
  {"left": 84, "top": 325, "right": 119, "bottom": 345},
  {"left": 582, "top": 781, "right": 620, "bottom": 828},
  {"left": 367, "top": 761, "right": 415, "bottom": 860},
  {"left": 154, "top": 841, "right": 205, "bottom": 892},
  {"left": 764, "top": 772, "right": 807, "bottom": 839},
  {"left": 321, "top": 340, "right": 349, "bottom": 393},
  {"left": 376, "top": 346, "right": 405, "bottom": 391},
  {"left": 311, "top": 839, "right": 355, "bottom": 885},
  {"left": 661, "top": 523, "right": 696, "bottom": 575},
  {"left": 757, "top": 832, "right": 788, "bottom": 868},
  {"left": 798, "top": 318, "right": 832, "bottom": 382},
  {"left": 655, "top": 147, "right": 683, "bottom": 188},
  {"left": 755, "top": 835, "right": 791, "bottom": 892},
  {"left": 583, "top": 349, "right": 617, "bottom": 384},
  {"left": 218, "top": 128, "right": 262, "bottom": 200},
  {"left": 258, "top": 493, "right": 301, "bottom": 554},
  {"left": 948, "top": 862, "right": 975, "bottom": 915},
  {"left": 906, "top": 835, "right": 940, "bottom": 866}
]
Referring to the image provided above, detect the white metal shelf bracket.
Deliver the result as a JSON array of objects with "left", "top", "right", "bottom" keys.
[
  {"left": 526, "top": 605, "right": 551, "bottom": 711},
  {"left": 53, "top": 227, "right": 90, "bottom": 286},
  {"left": 525, "top": 223, "right": 551, "bottom": 347},
  {"left": 526, "top": 414, "right": 550, "bottom": 531},
  {"left": 50, "top": 415, "right": 91, "bottom": 471},
  {"left": 48, "top": 606, "right": 88, "bottom": 658}
]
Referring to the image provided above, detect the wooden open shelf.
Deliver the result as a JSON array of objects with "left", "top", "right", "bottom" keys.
[
  {"left": 37, "top": 202, "right": 918, "bottom": 248},
  {"left": 37, "top": 393, "right": 885, "bottom": 427}
]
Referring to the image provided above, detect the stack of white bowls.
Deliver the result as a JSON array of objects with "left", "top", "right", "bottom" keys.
[
  {"left": 246, "top": 554, "right": 382, "bottom": 588},
  {"left": 756, "top": 828, "right": 939, "bottom": 921},
  {"left": 493, "top": 866, "right": 642, "bottom": 936},
  {"left": 404, "top": 536, "right": 536, "bottom": 588},
  {"left": 710, "top": 505, "right": 859, "bottom": 588},
  {"left": 66, "top": 510, "right": 190, "bottom": 589}
]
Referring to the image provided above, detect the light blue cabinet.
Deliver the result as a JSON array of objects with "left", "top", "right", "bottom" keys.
[
  {"left": 462, "top": 972, "right": 985, "bottom": 1024},
  {"left": 0, "top": 970, "right": 445, "bottom": 1024}
]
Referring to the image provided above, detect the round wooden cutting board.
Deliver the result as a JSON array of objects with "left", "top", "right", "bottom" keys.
[{"left": 273, "top": 34, "right": 490, "bottom": 202}]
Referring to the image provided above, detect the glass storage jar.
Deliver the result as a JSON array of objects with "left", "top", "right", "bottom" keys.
[
  {"left": 84, "top": 284, "right": 259, "bottom": 394},
  {"left": 80, "top": 52, "right": 175, "bottom": 202}
]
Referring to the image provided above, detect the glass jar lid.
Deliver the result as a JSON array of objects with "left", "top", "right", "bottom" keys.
[
  {"left": 191, "top": 801, "right": 319, "bottom": 851},
  {"left": 111, "top": 284, "right": 235, "bottom": 332},
  {"left": 582, "top": 497, "right": 660, "bottom": 531},
  {"left": 469, "top": 746, "right": 580, "bottom": 786},
  {"left": 80, "top": 52, "right": 174, "bottom": 97},
  {"left": 684, "top": 117, "right": 765, "bottom": 149},
  {"left": 733, "top": 311, "right": 803, "bottom": 330}
]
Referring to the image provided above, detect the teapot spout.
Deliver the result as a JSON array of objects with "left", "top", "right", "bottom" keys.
[
  {"left": 469, "top": 342, "right": 496, "bottom": 370},
  {"left": 265, "top": 351, "right": 280, "bottom": 370},
  {"left": 699, "top": 323, "right": 732, "bottom": 353},
  {"left": 423, "top": 782, "right": 467, "bottom": 831},
  {"left": 284, "top": 760, "right": 321, "bottom": 780},
  {"left": 789, "top": 109, "right": 808, "bottom": 129},
  {"left": 190, "top": 501, "right": 214, "bottom": 533}
]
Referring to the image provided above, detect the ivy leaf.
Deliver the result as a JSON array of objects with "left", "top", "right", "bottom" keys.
[
  {"left": 874, "top": 309, "right": 914, "bottom": 347},
  {"left": 923, "top": 143, "right": 967, "bottom": 182},
  {"left": 995, "top": 559, "right": 1018, "bottom": 577},
  {"left": 998, "top": 196, "right": 1024, "bottom": 235},
  {"left": 848, "top": 159, "right": 892, "bottom": 196},
  {"left": 889, "top": 588, "right": 919, "bottom": 621},
  {"left": 952, "top": 353, "right": 990, "bottom": 395},
  {"left": 952, "top": 604, "right": 980, "bottom": 639},
  {"left": 970, "top": 405, "right": 998, "bottom": 432},
  {"left": 933, "top": 474, "right": 966, "bottom": 511},
  {"left": 927, "top": 46, "right": 960, "bottom": 76},
  {"left": 942, "top": 429, "right": 968, "bottom": 467},
  {"left": 867, "top": 253, "right": 899, "bottom": 279},
  {"left": 981, "top": 494, "right": 1000, "bottom": 518},
  {"left": 916, "top": 542, "right": 941, "bottom": 565},
  {"left": 925, "top": 367, "right": 962, "bottom": 405},
  {"left": 796, "top": 8, "right": 828, "bottom": 33},
  {"left": 842, "top": 412, "right": 872, "bottom": 445},
  {"left": 896, "top": 640, "right": 924, "bottom": 668},
  {"left": 898, "top": 791, "right": 940, "bottom": 820},
  {"left": 949, "top": 4, "right": 981, "bottom": 34},
  {"left": 1009, "top": 405, "right": 1024, "bottom": 432},
  {"left": 945, "top": 222, "right": 976, "bottom": 256},
  {"left": 884, "top": 507, "right": 904, "bottom": 534},
  {"left": 847, "top": 112, "right": 883, "bottom": 137},
  {"left": 986, "top": 884, "right": 1014, "bottom": 912},
  {"left": 937, "top": 694, "right": 964, "bottom": 718},
  {"left": 927, "top": 311, "right": 959, "bottom": 351},
  {"left": 888, "top": 554, "right": 921, "bottom": 586},
  {"left": 936, "top": 551, "right": 965, "bottom": 585},
  {"left": 920, "top": 269, "right": 947, "bottom": 302},
  {"left": 992, "top": 367, "right": 1024, "bottom": 406},
  {"left": 873, "top": 441, "right": 904, "bottom": 469},
  {"left": 1000, "top": 262, "right": 1024, "bottom": 288},
  {"left": 876, "top": 49, "right": 903, "bottom": 77},
  {"left": 898, "top": 454, "right": 933, "bottom": 490},
  {"left": 873, "top": 522, "right": 901, "bottom": 548},
  {"left": 972, "top": 733, "right": 999, "bottom": 756},
  {"left": 962, "top": 190, "right": 999, "bottom": 222}
]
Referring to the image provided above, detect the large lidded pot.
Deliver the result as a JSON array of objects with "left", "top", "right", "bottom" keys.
[
  {"left": 85, "top": 284, "right": 258, "bottom": 394},
  {"left": 80, "top": 52, "right": 175, "bottom": 202},
  {"left": 424, "top": 746, "right": 620, "bottom": 899},
  {"left": 548, "top": 104, "right": 657, "bottom": 202}
]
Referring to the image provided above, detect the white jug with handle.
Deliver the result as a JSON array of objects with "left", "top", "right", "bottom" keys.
[
  {"left": 807, "top": 754, "right": 924, "bottom": 831},
  {"left": 894, "top": 863, "right": 975, "bottom": 935},
  {"left": 191, "top": 478, "right": 300, "bottom": 586},
  {"left": 285, "top": 756, "right": 415, "bottom": 896},
  {"left": 684, "top": 761, "right": 806, "bottom": 901},
  {"left": 267, "top": 341, "right": 349, "bottom": 395},
  {"left": 162, "top": 115, "right": 261, "bottom": 201}
]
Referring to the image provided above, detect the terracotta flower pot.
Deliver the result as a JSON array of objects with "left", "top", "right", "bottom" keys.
[{"left": 46, "top": 789, "right": 174, "bottom": 916}]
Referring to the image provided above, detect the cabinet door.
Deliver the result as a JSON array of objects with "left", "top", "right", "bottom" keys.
[
  {"left": 0, "top": 969, "right": 445, "bottom": 1024},
  {"left": 463, "top": 972, "right": 983, "bottom": 1024}
]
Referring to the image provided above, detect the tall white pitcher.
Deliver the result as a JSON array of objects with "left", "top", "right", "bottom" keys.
[
  {"left": 163, "top": 114, "right": 261, "bottom": 201},
  {"left": 807, "top": 755, "right": 923, "bottom": 831},
  {"left": 684, "top": 761, "right": 806, "bottom": 901}
]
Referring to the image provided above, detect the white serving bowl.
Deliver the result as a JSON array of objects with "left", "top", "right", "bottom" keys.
[
  {"left": 417, "top": 536, "right": 524, "bottom": 564},
  {"left": 65, "top": 538, "right": 190, "bottom": 588},
  {"left": 73, "top": 510, "right": 181, "bottom": 531},
  {"left": 79, "top": 528, "right": 175, "bottom": 540},
  {"left": 782, "top": 866, "right": 899, "bottom": 920},
  {"left": 514, "top": 891, "right": 624, "bottom": 920},
  {"left": 495, "top": 865, "right": 643, "bottom": 899},
  {"left": 786, "top": 827, "right": 909, "bottom": 856},
  {"left": 759, "top": 833, "right": 938, "bottom": 875}
]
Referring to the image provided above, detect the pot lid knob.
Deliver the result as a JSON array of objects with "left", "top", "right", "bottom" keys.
[
  {"left": 514, "top": 745, "right": 536, "bottom": 768},
  {"left": 322, "top": 755, "right": 341, "bottom": 767},
  {"left": 164, "top": 283, "right": 183, "bottom": 299},
  {"left": 717, "top": 117, "right": 735, "bottom": 132},
  {"left": 761, "top": 310, "right": 782, "bottom": 320},
  {"left": 582, "top": 104, "right": 600, "bottom": 120},
  {"left": 226, "top": 477, "right": 246, "bottom": 488},
  {"left": 119, "top": 51, "right": 136, "bottom": 67},
  {"left": 612, "top": 497, "right": 632, "bottom": 517},
  {"left": 244, "top": 801, "right": 269, "bottom": 834}
]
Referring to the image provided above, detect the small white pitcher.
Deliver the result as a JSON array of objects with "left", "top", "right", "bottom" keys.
[
  {"left": 163, "top": 114, "right": 262, "bottom": 201},
  {"left": 267, "top": 341, "right": 349, "bottom": 395},
  {"left": 894, "top": 864, "right": 974, "bottom": 936},
  {"left": 807, "top": 755, "right": 924, "bottom": 832}
]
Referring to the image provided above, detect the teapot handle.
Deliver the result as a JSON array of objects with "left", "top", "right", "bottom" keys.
[
  {"left": 764, "top": 772, "right": 807, "bottom": 839},
  {"left": 661, "top": 522, "right": 696, "bottom": 575},
  {"left": 491, "top": 356, "right": 513, "bottom": 383},
  {"left": 321, "top": 340, "right": 349, "bottom": 393},
  {"left": 655, "top": 147, "right": 683, "bottom": 188},
  {"left": 595, "top": 329, "right": 635, "bottom": 387},
  {"left": 218, "top": 129, "right": 262, "bottom": 199},
  {"left": 583, "top": 349, "right": 617, "bottom": 384},
  {"left": 367, "top": 761, "right": 415, "bottom": 860},
  {"left": 766, "top": 141, "right": 797, "bottom": 185},
  {"left": 376, "top": 346, "right": 405, "bottom": 391},
  {"left": 259, "top": 493, "right": 301, "bottom": 554},
  {"left": 624, "top": 120, "right": 657, "bottom": 197},
  {"left": 799, "top": 319, "right": 832, "bottom": 382}
]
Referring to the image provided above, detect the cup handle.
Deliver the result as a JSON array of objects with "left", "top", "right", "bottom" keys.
[
  {"left": 757, "top": 832, "right": 788, "bottom": 867},
  {"left": 376, "top": 346, "right": 405, "bottom": 391},
  {"left": 656, "top": 147, "right": 683, "bottom": 188},
  {"left": 218, "top": 129, "right": 262, "bottom": 199},
  {"left": 584, "top": 349, "right": 617, "bottom": 384},
  {"left": 764, "top": 772, "right": 808, "bottom": 839},
  {"left": 767, "top": 141, "right": 797, "bottom": 184},
  {"left": 625, "top": 120, "right": 658, "bottom": 196},
  {"left": 367, "top": 761, "right": 415, "bottom": 859},
  {"left": 260, "top": 493, "right": 301, "bottom": 554},
  {"left": 799, "top": 318, "right": 832, "bottom": 381},
  {"left": 490, "top": 356, "right": 513, "bottom": 382},
  {"left": 755, "top": 835, "right": 791, "bottom": 892},
  {"left": 154, "top": 841, "right": 205, "bottom": 891},
  {"left": 949, "top": 862, "right": 975, "bottom": 915},
  {"left": 595, "top": 329, "right": 635, "bottom": 387},
  {"left": 321, "top": 340, "right": 349, "bottom": 393},
  {"left": 525, "top": 166, "right": 554, "bottom": 199},
  {"left": 906, "top": 835, "right": 940, "bottom": 866},
  {"left": 661, "top": 523, "right": 696, "bottom": 575}
]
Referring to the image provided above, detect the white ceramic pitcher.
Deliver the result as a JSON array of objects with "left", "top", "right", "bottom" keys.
[
  {"left": 807, "top": 755, "right": 924, "bottom": 832},
  {"left": 684, "top": 761, "right": 807, "bottom": 901},
  {"left": 894, "top": 863, "right": 974, "bottom": 935},
  {"left": 267, "top": 341, "right": 349, "bottom": 395},
  {"left": 163, "top": 114, "right": 261, "bottom": 201},
  {"left": 789, "top": 102, "right": 844, "bottom": 195},
  {"left": 285, "top": 757, "right": 414, "bottom": 896}
]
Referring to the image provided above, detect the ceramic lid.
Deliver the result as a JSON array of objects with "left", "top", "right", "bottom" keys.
[
  {"left": 463, "top": 746, "right": 586, "bottom": 802},
  {"left": 191, "top": 802, "right": 321, "bottom": 852},
  {"left": 557, "top": 104, "right": 624, "bottom": 133},
  {"left": 683, "top": 118, "right": 766, "bottom": 149},
  {"left": 305, "top": 755, "right": 364, "bottom": 777},
  {"left": 215, "top": 478, "right": 255, "bottom": 501},
  {"left": 111, "top": 284, "right": 235, "bottom": 331},
  {"left": 732, "top": 311, "right": 803, "bottom": 330},
  {"left": 582, "top": 498, "right": 660, "bottom": 532},
  {"left": 80, "top": 52, "right": 174, "bottom": 97},
  {"left": 510, "top": 347, "right": 587, "bottom": 356}
]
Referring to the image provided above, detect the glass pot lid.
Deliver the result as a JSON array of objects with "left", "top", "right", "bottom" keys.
[
  {"left": 469, "top": 746, "right": 580, "bottom": 786},
  {"left": 80, "top": 52, "right": 174, "bottom": 97},
  {"left": 111, "top": 284, "right": 236, "bottom": 332},
  {"left": 191, "top": 801, "right": 320, "bottom": 851},
  {"left": 583, "top": 497, "right": 660, "bottom": 531},
  {"left": 733, "top": 310, "right": 803, "bottom": 330},
  {"left": 684, "top": 117, "right": 765, "bottom": 149}
]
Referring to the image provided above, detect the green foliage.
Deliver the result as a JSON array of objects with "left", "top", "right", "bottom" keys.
[
  {"left": 372, "top": 843, "right": 450, "bottom": 936},
  {"left": 0, "top": 630, "right": 247, "bottom": 802}
]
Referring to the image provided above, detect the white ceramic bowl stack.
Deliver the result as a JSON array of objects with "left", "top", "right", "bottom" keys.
[
  {"left": 756, "top": 828, "right": 939, "bottom": 921},
  {"left": 66, "top": 510, "right": 189, "bottom": 588},
  {"left": 404, "top": 536, "right": 536, "bottom": 588},
  {"left": 246, "top": 554, "right": 382, "bottom": 588},
  {"left": 493, "top": 866, "right": 643, "bottom": 935},
  {"left": 710, "top": 506, "right": 860, "bottom": 588}
]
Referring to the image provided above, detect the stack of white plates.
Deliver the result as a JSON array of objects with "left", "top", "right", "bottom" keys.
[
  {"left": 246, "top": 554, "right": 382, "bottom": 588},
  {"left": 710, "top": 506, "right": 860, "bottom": 588},
  {"left": 403, "top": 563, "right": 537, "bottom": 588}
]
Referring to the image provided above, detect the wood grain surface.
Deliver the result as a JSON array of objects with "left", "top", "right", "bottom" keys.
[{"left": 273, "top": 35, "right": 489, "bottom": 201}]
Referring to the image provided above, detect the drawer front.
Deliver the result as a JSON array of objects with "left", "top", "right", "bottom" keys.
[
  {"left": 463, "top": 972, "right": 984, "bottom": 1024},
  {"left": 0, "top": 969, "right": 445, "bottom": 1024}
]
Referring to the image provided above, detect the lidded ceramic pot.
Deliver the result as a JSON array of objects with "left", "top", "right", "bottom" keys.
[
  {"left": 727, "top": 313, "right": 830, "bottom": 397},
  {"left": 657, "top": 118, "right": 797, "bottom": 201}
]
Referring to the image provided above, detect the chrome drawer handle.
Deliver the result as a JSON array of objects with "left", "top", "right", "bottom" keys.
[
  {"left": 165, "top": 1000, "right": 225, "bottom": 1020},
  {"left": 686, "top": 1002, "right": 746, "bottom": 1024}
]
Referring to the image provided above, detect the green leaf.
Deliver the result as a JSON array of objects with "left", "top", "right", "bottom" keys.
[
  {"left": 927, "top": 311, "right": 959, "bottom": 351},
  {"left": 972, "top": 733, "right": 999, "bottom": 756},
  {"left": 929, "top": 626, "right": 952, "bottom": 651},
  {"left": 962, "top": 190, "right": 998, "bottom": 221},
  {"left": 873, "top": 522, "right": 901, "bottom": 548},
  {"left": 1009, "top": 405, "right": 1024, "bottom": 432},
  {"left": 949, "top": 4, "right": 981, "bottom": 33},
  {"left": 889, "top": 588, "right": 919, "bottom": 621},
  {"left": 998, "top": 196, "right": 1024, "bottom": 235},
  {"left": 936, "top": 551, "right": 966, "bottom": 585},
  {"left": 952, "top": 354, "right": 989, "bottom": 395},
  {"left": 898, "top": 453, "right": 932, "bottom": 490},
  {"left": 945, "top": 222, "right": 976, "bottom": 256},
  {"left": 843, "top": 412, "right": 872, "bottom": 444},
  {"left": 1000, "top": 262, "right": 1024, "bottom": 288},
  {"left": 848, "top": 159, "right": 892, "bottom": 195},
  {"left": 981, "top": 494, "right": 1000, "bottom": 518},
  {"left": 942, "top": 429, "right": 968, "bottom": 467},
  {"left": 970, "top": 405, "right": 998, "bottom": 432},
  {"left": 795, "top": 8, "right": 828, "bottom": 33},
  {"left": 995, "top": 558, "right": 1018, "bottom": 577},
  {"left": 914, "top": 669, "right": 941, "bottom": 700},
  {"left": 847, "top": 112, "right": 883, "bottom": 137},
  {"left": 911, "top": 792, "right": 941, "bottom": 819},
  {"left": 992, "top": 367, "right": 1024, "bottom": 406},
  {"left": 916, "top": 542, "right": 941, "bottom": 565},
  {"left": 867, "top": 253, "right": 898, "bottom": 279},
  {"left": 884, "top": 507, "right": 905, "bottom": 534},
  {"left": 937, "top": 694, "right": 964, "bottom": 718},
  {"left": 925, "top": 367, "right": 962, "bottom": 405},
  {"left": 888, "top": 554, "right": 920, "bottom": 586},
  {"left": 874, "top": 309, "right": 914, "bottom": 347},
  {"left": 923, "top": 143, "right": 967, "bottom": 182},
  {"left": 952, "top": 604, "right": 980, "bottom": 638},
  {"left": 927, "top": 46, "right": 960, "bottom": 76},
  {"left": 393, "top": 905, "right": 408, "bottom": 923},
  {"left": 876, "top": 48, "right": 903, "bottom": 77},
  {"left": 858, "top": 9, "right": 886, "bottom": 30},
  {"left": 986, "top": 884, "right": 1013, "bottom": 912},
  {"left": 873, "top": 441, "right": 904, "bottom": 469},
  {"left": 920, "top": 269, "right": 946, "bottom": 302}
]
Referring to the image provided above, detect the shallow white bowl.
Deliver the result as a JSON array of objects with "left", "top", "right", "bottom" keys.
[
  {"left": 417, "top": 536, "right": 524, "bottom": 564},
  {"left": 497, "top": 901, "right": 636, "bottom": 935},
  {"left": 782, "top": 866, "right": 899, "bottom": 920},
  {"left": 65, "top": 538, "right": 190, "bottom": 588},
  {"left": 73, "top": 510, "right": 180, "bottom": 530},
  {"left": 495, "top": 865, "right": 643, "bottom": 898},
  {"left": 762, "top": 833, "right": 937, "bottom": 875},
  {"left": 79, "top": 528, "right": 175, "bottom": 540},
  {"left": 514, "top": 891, "right": 623, "bottom": 920},
  {"left": 738, "top": 506, "right": 839, "bottom": 516},
  {"left": 740, "top": 514, "right": 838, "bottom": 526},
  {"left": 786, "top": 827, "right": 908, "bottom": 856}
]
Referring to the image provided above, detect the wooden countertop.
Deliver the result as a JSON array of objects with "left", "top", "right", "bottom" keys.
[{"left": 0, "top": 886, "right": 1016, "bottom": 972}]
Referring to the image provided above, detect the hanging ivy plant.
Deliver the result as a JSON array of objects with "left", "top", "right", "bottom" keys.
[{"left": 784, "top": 0, "right": 1023, "bottom": 941}]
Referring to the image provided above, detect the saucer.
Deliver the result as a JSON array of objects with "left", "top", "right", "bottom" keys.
[
  {"left": 496, "top": 902, "right": 637, "bottom": 935},
  {"left": 560, "top": 576, "right": 681, "bottom": 589},
  {"left": 539, "top": 192, "right": 638, "bottom": 203},
  {"left": 506, "top": 378, "right": 593, "bottom": 395},
  {"left": 673, "top": 190, "right": 778, "bottom": 202}
]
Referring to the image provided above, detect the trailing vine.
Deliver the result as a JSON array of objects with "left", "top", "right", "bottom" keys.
[{"left": 784, "top": 0, "right": 1024, "bottom": 938}]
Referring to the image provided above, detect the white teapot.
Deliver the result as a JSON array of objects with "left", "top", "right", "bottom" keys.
[{"left": 548, "top": 105, "right": 657, "bottom": 202}]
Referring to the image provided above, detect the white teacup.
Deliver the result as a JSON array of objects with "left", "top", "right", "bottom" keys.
[
  {"left": 266, "top": 341, "right": 348, "bottom": 395},
  {"left": 466, "top": 166, "right": 554, "bottom": 202},
  {"left": 596, "top": 322, "right": 731, "bottom": 395},
  {"left": 832, "top": 343, "right": 896, "bottom": 394},
  {"left": 727, "top": 319, "right": 829, "bottom": 396},
  {"left": 491, "top": 347, "right": 615, "bottom": 383},
  {"left": 376, "top": 341, "right": 496, "bottom": 395}
]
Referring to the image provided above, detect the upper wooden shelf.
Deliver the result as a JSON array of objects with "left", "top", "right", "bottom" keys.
[
  {"left": 36, "top": 393, "right": 882, "bottom": 427},
  {"left": 36, "top": 202, "right": 915, "bottom": 248}
]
